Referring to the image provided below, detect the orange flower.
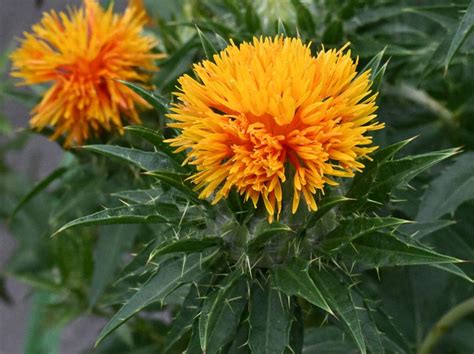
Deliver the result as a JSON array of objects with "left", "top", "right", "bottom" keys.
[
  {"left": 166, "top": 37, "right": 383, "bottom": 222},
  {"left": 10, "top": 0, "right": 163, "bottom": 145}
]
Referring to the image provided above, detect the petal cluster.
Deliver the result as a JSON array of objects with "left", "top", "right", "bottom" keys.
[
  {"left": 10, "top": 0, "right": 162, "bottom": 145},
  {"left": 167, "top": 36, "right": 382, "bottom": 221}
]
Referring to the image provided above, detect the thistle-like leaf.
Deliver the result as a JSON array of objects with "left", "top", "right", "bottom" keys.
[
  {"left": 199, "top": 272, "right": 248, "bottom": 353},
  {"left": 320, "top": 217, "right": 410, "bottom": 253},
  {"left": 84, "top": 145, "right": 175, "bottom": 172},
  {"left": 148, "top": 236, "right": 222, "bottom": 262},
  {"left": 339, "top": 232, "right": 462, "bottom": 267},
  {"left": 248, "top": 278, "right": 292, "bottom": 354},
  {"left": 95, "top": 252, "right": 216, "bottom": 346},
  {"left": 273, "top": 258, "right": 333, "bottom": 314},
  {"left": 310, "top": 268, "right": 366, "bottom": 354},
  {"left": 53, "top": 202, "right": 180, "bottom": 237}
]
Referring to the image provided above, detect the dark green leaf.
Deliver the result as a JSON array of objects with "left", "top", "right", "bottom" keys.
[
  {"left": 149, "top": 236, "right": 221, "bottom": 261},
  {"left": 273, "top": 258, "right": 333, "bottom": 314},
  {"left": 164, "top": 275, "right": 212, "bottom": 353},
  {"left": 146, "top": 171, "right": 204, "bottom": 206},
  {"left": 96, "top": 252, "right": 215, "bottom": 346},
  {"left": 303, "top": 326, "right": 354, "bottom": 353},
  {"left": 340, "top": 232, "right": 461, "bottom": 267},
  {"left": 310, "top": 268, "right": 366, "bottom": 354},
  {"left": 124, "top": 125, "right": 182, "bottom": 165},
  {"left": 248, "top": 222, "right": 293, "bottom": 251},
  {"left": 248, "top": 278, "right": 292, "bottom": 354},
  {"left": 417, "top": 152, "right": 474, "bottom": 221},
  {"left": 291, "top": 0, "right": 315, "bottom": 34},
  {"left": 305, "top": 196, "right": 353, "bottom": 229},
  {"left": 444, "top": 0, "right": 474, "bottom": 71},
  {"left": 199, "top": 273, "right": 248, "bottom": 353},
  {"left": 117, "top": 80, "right": 169, "bottom": 112},
  {"left": 53, "top": 202, "right": 180, "bottom": 236},
  {"left": 320, "top": 217, "right": 410, "bottom": 253},
  {"left": 83, "top": 145, "right": 175, "bottom": 172}
]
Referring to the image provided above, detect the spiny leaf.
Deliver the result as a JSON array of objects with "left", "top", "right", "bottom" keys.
[
  {"left": 398, "top": 219, "right": 455, "bottom": 240},
  {"left": 164, "top": 274, "right": 212, "bottom": 353},
  {"left": 125, "top": 125, "right": 183, "bottom": 166},
  {"left": 145, "top": 171, "right": 205, "bottom": 206},
  {"left": 273, "top": 258, "right": 333, "bottom": 314},
  {"left": 95, "top": 252, "right": 216, "bottom": 346},
  {"left": 310, "top": 268, "right": 366, "bottom": 354},
  {"left": 303, "top": 326, "right": 354, "bottom": 353},
  {"left": 361, "top": 47, "right": 387, "bottom": 77},
  {"left": 148, "top": 236, "right": 221, "bottom": 261},
  {"left": 417, "top": 152, "right": 474, "bottom": 222},
  {"left": 111, "top": 189, "right": 164, "bottom": 204},
  {"left": 444, "top": 0, "right": 474, "bottom": 72},
  {"left": 339, "top": 232, "right": 462, "bottom": 267},
  {"left": 117, "top": 80, "right": 169, "bottom": 112},
  {"left": 11, "top": 167, "right": 67, "bottom": 218},
  {"left": 53, "top": 202, "right": 180, "bottom": 237},
  {"left": 248, "top": 278, "right": 292, "bottom": 354},
  {"left": 304, "top": 196, "right": 353, "bottom": 229},
  {"left": 199, "top": 273, "right": 248, "bottom": 353},
  {"left": 83, "top": 145, "right": 175, "bottom": 172},
  {"left": 320, "top": 217, "right": 410, "bottom": 253},
  {"left": 248, "top": 222, "right": 293, "bottom": 251}
]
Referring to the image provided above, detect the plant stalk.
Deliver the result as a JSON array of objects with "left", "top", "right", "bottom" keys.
[{"left": 418, "top": 297, "right": 474, "bottom": 354}]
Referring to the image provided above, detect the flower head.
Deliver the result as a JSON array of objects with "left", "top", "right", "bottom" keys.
[
  {"left": 167, "top": 36, "right": 382, "bottom": 222},
  {"left": 10, "top": 0, "right": 162, "bottom": 145}
]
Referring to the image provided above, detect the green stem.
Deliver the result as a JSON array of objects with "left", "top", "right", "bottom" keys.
[{"left": 418, "top": 297, "right": 474, "bottom": 354}]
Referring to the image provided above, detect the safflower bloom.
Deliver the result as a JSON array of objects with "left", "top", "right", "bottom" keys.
[
  {"left": 167, "top": 37, "right": 383, "bottom": 222},
  {"left": 10, "top": 0, "right": 162, "bottom": 145}
]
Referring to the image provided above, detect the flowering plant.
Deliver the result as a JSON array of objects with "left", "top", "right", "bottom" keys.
[{"left": 1, "top": 1, "right": 473, "bottom": 353}]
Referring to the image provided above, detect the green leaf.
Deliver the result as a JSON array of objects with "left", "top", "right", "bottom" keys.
[
  {"left": 83, "top": 145, "right": 175, "bottom": 172},
  {"left": 11, "top": 167, "right": 67, "bottom": 218},
  {"left": 199, "top": 273, "right": 248, "bottom": 353},
  {"left": 361, "top": 47, "right": 387, "bottom": 77},
  {"left": 430, "top": 263, "right": 473, "bottom": 283},
  {"left": 149, "top": 236, "right": 221, "bottom": 261},
  {"left": 373, "top": 149, "right": 460, "bottom": 195},
  {"left": 322, "top": 20, "right": 343, "bottom": 44},
  {"left": 444, "top": 0, "right": 474, "bottom": 71},
  {"left": 310, "top": 268, "right": 366, "bottom": 354},
  {"left": 320, "top": 217, "right": 410, "bottom": 253},
  {"left": 146, "top": 171, "right": 204, "bottom": 206},
  {"left": 399, "top": 220, "right": 455, "bottom": 240},
  {"left": 304, "top": 196, "right": 353, "bottom": 230},
  {"left": 291, "top": 0, "right": 315, "bottom": 34},
  {"left": 339, "top": 232, "right": 461, "bottom": 267},
  {"left": 89, "top": 225, "right": 137, "bottom": 307},
  {"left": 248, "top": 278, "right": 292, "bottom": 354},
  {"left": 96, "top": 252, "right": 215, "bottom": 346},
  {"left": 196, "top": 26, "right": 218, "bottom": 60},
  {"left": 111, "top": 189, "right": 164, "bottom": 204},
  {"left": 248, "top": 221, "right": 293, "bottom": 251},
  {"left": 53, "top": 202, "right": 180, "bottom": 236},
  {"left": 273, "top": 258, "right": 333, "bottom": 314},
  {"left": 164, "top": 274, "right": 212, "bottom": 353},
  {"left": 417, "top": 152, "right": 474, "bottom": 221},
  {"left": 125, "top": 125, "right": 182, "bottom": 166},
  {"left": 303, "top": 326, "right": 354, "bottom": 353},
  {"left": 117, "top": 80, "right": 169, "bottom": 112}
]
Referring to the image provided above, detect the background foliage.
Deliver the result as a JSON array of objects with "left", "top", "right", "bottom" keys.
[{"left": 1, "top": 0, "right": 474, "bottom": 353}]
